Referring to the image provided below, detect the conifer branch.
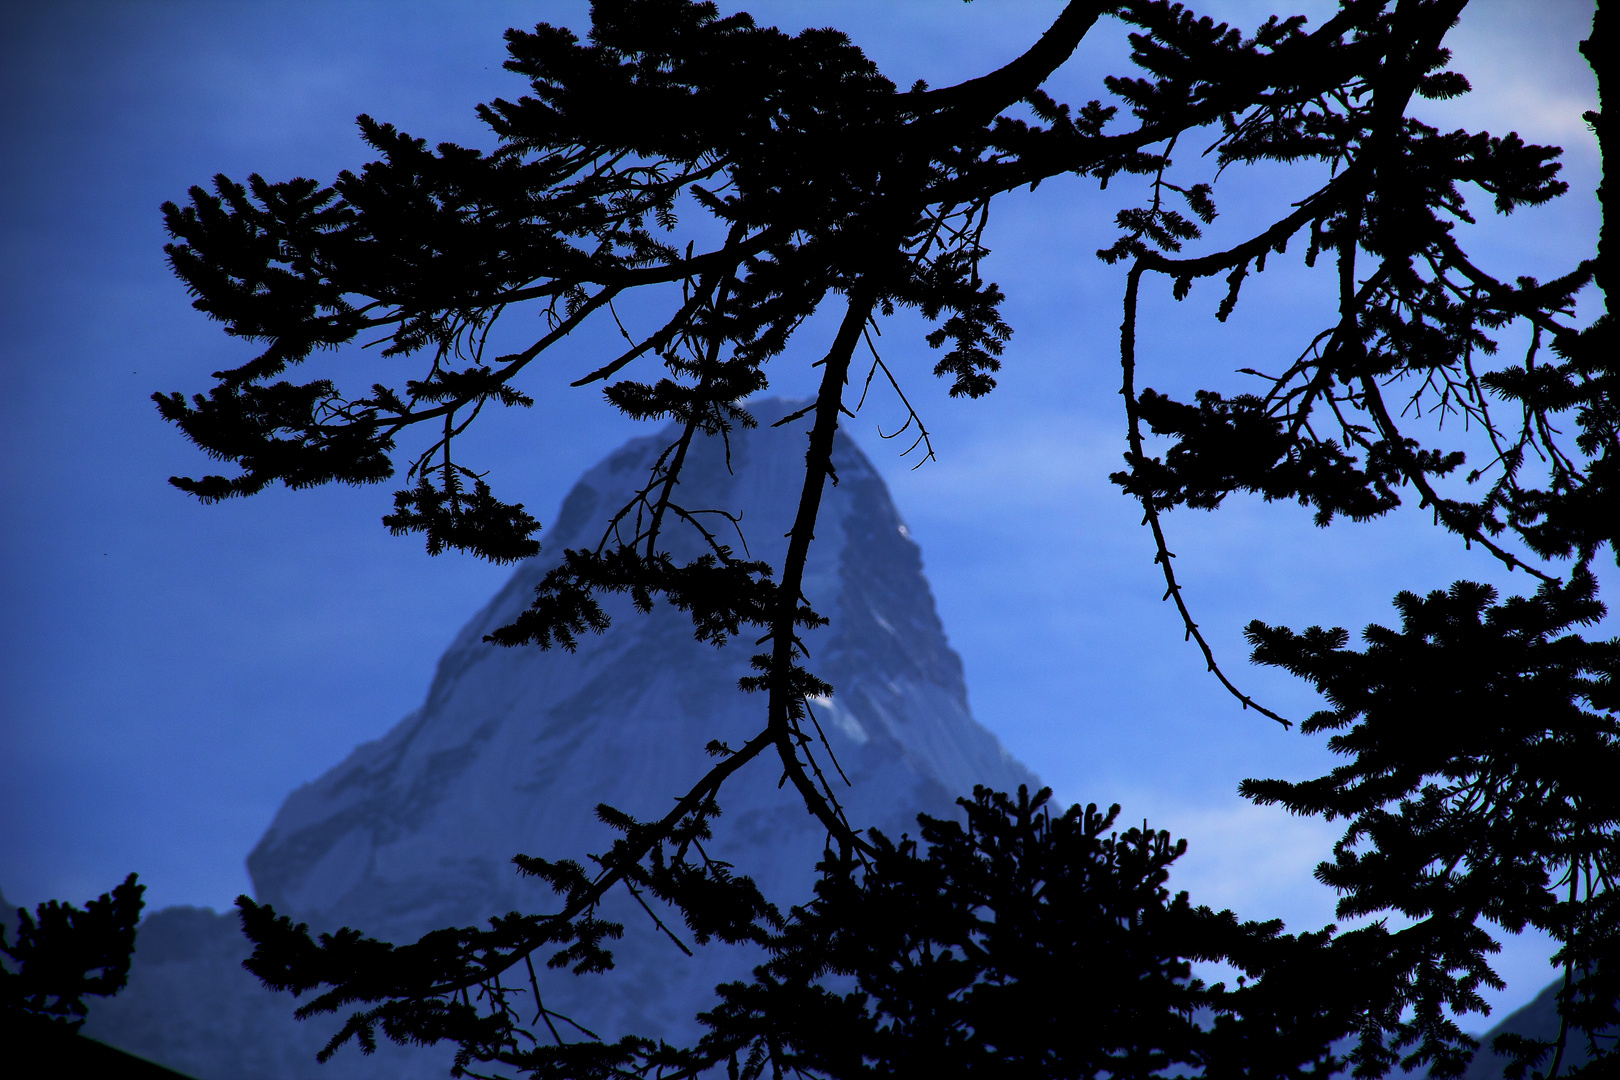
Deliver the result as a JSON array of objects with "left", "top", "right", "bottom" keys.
[
  {"left": 763, "top": 293, "right": 879, "bottom": 857},
  {"left": 1121, "top": 262, "right": 1293, "bottom": 729}
]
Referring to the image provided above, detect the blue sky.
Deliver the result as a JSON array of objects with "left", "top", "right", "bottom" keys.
[{"left": 0, "top": 0, "right": 1603, "bottom": 1028}]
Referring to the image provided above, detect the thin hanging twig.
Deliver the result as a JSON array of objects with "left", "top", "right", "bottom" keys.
[{"left": 1121, "top": 262, "right": 1292, "bottom": 729}]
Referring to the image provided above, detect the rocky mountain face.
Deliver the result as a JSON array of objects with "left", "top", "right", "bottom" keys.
[{"left": 83, "top": 401, "right": 1040, "bottom": 1079}]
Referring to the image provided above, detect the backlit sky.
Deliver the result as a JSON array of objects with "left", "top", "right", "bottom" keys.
[{"left": 0, "top": 0, "right": 1603, "bottom": 1028}]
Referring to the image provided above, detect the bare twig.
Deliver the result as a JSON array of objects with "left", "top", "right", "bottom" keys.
[{"left": 1121, "top": 262, "right": 1293, "bottom": 729}]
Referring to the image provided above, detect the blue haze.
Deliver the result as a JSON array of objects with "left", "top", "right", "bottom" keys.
[{"left": 0, "top": 0, "right": 1602, "bottom": 1029}]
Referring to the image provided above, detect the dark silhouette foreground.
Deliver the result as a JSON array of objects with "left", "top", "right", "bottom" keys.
[{"left": 12, "top": 1, "right": 1614, "bottom": 1077}]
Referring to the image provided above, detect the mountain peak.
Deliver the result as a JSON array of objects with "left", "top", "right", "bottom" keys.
[{"left": 91, "top": 403, "right": 1038, "bottom": 1073}]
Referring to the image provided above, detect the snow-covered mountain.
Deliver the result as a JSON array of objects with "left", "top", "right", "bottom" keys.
[{"left": 85, "top": 400, "right": 1039, "bottom": 1079}]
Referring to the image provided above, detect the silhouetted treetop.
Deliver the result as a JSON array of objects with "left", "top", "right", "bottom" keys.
[{"left": 2, "top": 875, "right": 144, "bottom": 1034}]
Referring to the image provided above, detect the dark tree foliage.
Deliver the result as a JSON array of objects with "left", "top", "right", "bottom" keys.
[
  {"left": 148, "top": 0, "right": 1614, "bottom": 1077},
  {"left": 1, "top": 875, "right": 145, "bottom": 1034},
  {"left": 1243, "top": 572, "right": 1620, "bottom": 1080},
  {"left": 695, "top": 788, "right": 1380, "bottom": 1080},
  {"left": 500, "top": 787, "right": 1391, "bottom": 1080}
]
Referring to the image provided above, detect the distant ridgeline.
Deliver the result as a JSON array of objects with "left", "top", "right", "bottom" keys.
[{"left": 81, "top": 401, "right": 1040, "bottom": 1079}]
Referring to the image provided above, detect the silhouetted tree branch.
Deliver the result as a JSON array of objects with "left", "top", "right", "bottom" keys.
[{"left": 147, "top": 1, "right": 1615, "bottom": 1076}]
